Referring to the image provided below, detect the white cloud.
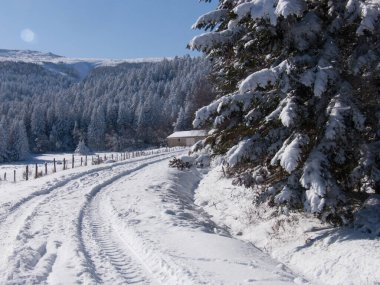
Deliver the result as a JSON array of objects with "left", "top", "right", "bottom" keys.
[{"left": 20, "top": 28, "right": 36, "bottom": 43}]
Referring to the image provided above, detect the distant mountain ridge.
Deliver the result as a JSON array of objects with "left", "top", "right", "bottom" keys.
[{"left": 0, "top": 49, "right": 168, "bottom": 79}]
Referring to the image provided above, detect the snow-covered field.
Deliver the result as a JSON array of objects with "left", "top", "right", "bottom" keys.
[
  {"left": 0, "top": 149, "right": 170, "bottom": 185},
  {"left": 0, "top": 150, "right": 308, "bottom": 285}
]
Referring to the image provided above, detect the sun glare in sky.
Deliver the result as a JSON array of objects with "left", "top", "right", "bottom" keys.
[{"left": 20, "top": 28, "right": 35, "bottom": 43}]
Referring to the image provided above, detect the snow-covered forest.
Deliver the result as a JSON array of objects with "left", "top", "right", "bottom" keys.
[
  {"left": 0, "top": 1, "right": 379, "bottom": 284},
  {"left": 0, "top": 55, "right": 214, "bottom": 162},
  {"left": 190, "top": 0, "right": 380, "bottom": 223}
]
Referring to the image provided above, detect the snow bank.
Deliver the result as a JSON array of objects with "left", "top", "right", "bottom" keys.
[{"left": 195, "top": 166, "right": 380, "bottom": 285}]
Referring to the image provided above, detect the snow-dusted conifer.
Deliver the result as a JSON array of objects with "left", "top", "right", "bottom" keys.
[
  {"left": 191, "top": 0, "right": 380, "bottom": 223},
  {"left": 174, "top": 107, "right": 187, "bottom": 131},
  {"left": 74, "top": 140, "right": 92, "bottom": 156},
  {"left": 87, "top": 106, "right": 106, "bottom": 150},
  {"left": 7, "top": 120, "right": 29, "bottom": 161},
  {"left": 0, "top": 117, "right": 8, "bottom": 162},
  {"left": 30, "top": 105, "right": 49, "bottom": 152}
]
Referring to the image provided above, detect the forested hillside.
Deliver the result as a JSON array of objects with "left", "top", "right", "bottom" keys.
[{"left": 0, "top": 55, "right": 214, "bottom": 162}]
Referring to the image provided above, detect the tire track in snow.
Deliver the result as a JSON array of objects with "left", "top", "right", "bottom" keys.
[
  {"left": 86, "top": 163, "right": 210, "bottom": 285},
  {"left": 82, "top": 197, "right": 151, "bottom": 284},
  {"left": 79, "top": 157, "right": 175, "bottom": 284},
  {"left": 0, "top": 151, "right": 184, "bottom": 284}
]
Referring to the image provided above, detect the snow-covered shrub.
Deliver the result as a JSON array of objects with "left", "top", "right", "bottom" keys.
[
  {"left": 189, "top": 140, "right": 213, "bottom": 168},
  {"left": 194, "top": 154, "right": 211, "bottom": 168},
  {"left": 74, "top": 140, "right": 93, "bottom": 156},
  {"left": 169, "top": 156, "right": 193, "bottom": 170},
  {"left": 190, "top": 0, "right": 380, "bottom": 224},
  {"left": 354, "top": 195, "right": 380, "bottom": 237}
]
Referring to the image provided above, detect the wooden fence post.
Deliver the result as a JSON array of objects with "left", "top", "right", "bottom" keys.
[
  {"left": 81, "top": 157, "right": 83, "bottom": 166},
  {"left": 35, "top": 164, "right": 38, "bottom": 179},
  {"left": 72, "top": 154, "right": 74, "bottom": 169},
  {"left": 53, "top": 158, "right": 56, "bottom": 173},
  {"left": 26, "top": 165, "right": 29, "bottom": 181},
  {"left": 85, "top": 155, "right": 88, "bottom": 166},
  {"left": 63, "top": 158, "right": 66, "bottom": 170},
  {"left": 14, "top": 170, "right": 16, "bottom": 182},
  {"left": 45, "top": 163, "right": 48, "bottom": 175}
]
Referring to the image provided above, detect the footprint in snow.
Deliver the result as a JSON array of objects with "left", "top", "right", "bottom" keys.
[
  {"left": 127, "top": 219, "right": 141, "bottom": 225},
  {"left": 164, "top": 209, "right": 176, "bottom": 215}
]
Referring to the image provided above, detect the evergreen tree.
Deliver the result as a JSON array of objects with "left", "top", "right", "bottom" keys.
[
  {"left": 190, "top": 0, "right": 380, "bottom": 223},
  {"left": 74, "top": 140, "right": 92, "bottom": 155},
  {"left": 174, "top": 107, "right": 187, "bottom": 131},
  {"left": 87, "top": 105, "right": 106, "bottom": 150},
  {"left": 0, "top": 117, "right": 8, "bottom": 162},
  {"left": 30, "top": 105, "right": 49, "bottom": 152},
  {"left": 7, "top": 120, "right": 29, "bottom": 161}
]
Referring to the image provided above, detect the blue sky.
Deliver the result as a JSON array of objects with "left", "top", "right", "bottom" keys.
[{"left": 0, "top": 0, "right": 215, "bottom": 59}]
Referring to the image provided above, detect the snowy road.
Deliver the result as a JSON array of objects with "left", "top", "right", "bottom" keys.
[{"left": 0, "top": 152, "right": 306, "bottom": 285}]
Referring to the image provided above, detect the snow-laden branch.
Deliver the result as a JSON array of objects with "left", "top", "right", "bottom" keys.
[
  {"left": 234, "top": 0, "right": 278, "bottom": 25},
  {"left": 271, "top": 133, "right": 309, "bottom": 173},
  {"left": 313, "top": 60, "right": 336, "bottom": 97},
  {"left": 300, "top": 150, "right": 328, "bottom": 198},
  {"left": 234, "top": 0, "right": 306, "bottom": 26},
  {"left": 279, "top": 96, "right": 298, "bottom": 127},
  {"left": 275, "top": 0, "right": 306, "bottom": 18},
  {"left": 357, "top": 0, "right": 380, "bottom": 35},
  {"left": 193, "top": 93, "right": 257, "bottom": 128},
  {"left": 239, "top": 60, "right": 291, "bottom": 93},
  {"left": 290, "top": 12, "right": 322, "bottom": 51},
  {"left": 226, "top": 138, "right": 254, "bottom": 167},
  {"left": 325, "top": 96, "right": 351, "bottom": 140},
  {"left": 189, "top": 30, "right": 234, "bottom": 51},
  {"left": 192, "top": 9, "right": 229, "bottom": 29}
]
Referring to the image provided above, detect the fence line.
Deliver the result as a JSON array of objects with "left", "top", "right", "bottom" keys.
[{"left": 0, "top": 147, "right": 183, "bottom": 184}]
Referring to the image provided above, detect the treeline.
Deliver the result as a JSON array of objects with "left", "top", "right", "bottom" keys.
[{"left": 0, "top": 56, "right": 214, "bottom": 162}]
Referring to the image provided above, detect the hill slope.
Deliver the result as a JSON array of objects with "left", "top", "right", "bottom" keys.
[{"left": 0, "top": 50, "right": 214, "bottom": 161}]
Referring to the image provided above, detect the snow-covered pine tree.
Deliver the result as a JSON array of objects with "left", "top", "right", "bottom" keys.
[
  {"left": 74, "top": 140, "right": 92, "bottom": 156},
  {"left": 87, "top": 105, "right": 106, "bottom": 150},
  {"left": 30, "top": 105, "right": 49, "bottom": 152},
  {"left": 174, "top": 107, "right": 187, "bottom": 131},
  {"left": 7, "top": 120, "right": 29, "bottom": 161},
  {"left": 0, "top": 117, "right": 8, "bottom": 162},
  {"left": 190, "top": 0, "right": 380, "bottom": 223}
]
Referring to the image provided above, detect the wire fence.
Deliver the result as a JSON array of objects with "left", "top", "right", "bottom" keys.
[{"left": 0, "top": 147, "right": 184, "bottom": 185}]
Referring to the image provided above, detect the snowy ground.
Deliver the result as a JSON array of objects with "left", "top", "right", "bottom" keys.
[
  {"left": 195, "top": 166, "right": 380, "bottom": 285},
  {"left": 0, "top": 150, "right": 307, "bottom": 285}
]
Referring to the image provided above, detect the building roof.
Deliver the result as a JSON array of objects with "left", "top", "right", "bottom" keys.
[{"left": 167, "top": 130, "right": 207, "bottom": 138}]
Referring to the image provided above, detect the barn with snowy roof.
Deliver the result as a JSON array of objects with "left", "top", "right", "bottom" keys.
[{"left": 167, "top": 130, "right": 207, "bottom": 147}]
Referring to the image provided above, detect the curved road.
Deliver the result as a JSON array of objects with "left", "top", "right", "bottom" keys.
[
  {"left": 0, "top": 151, "right": 305, "bottom": 285},
  {"left": 0, "top": 153, "right": 179, "bottom": 285}
]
